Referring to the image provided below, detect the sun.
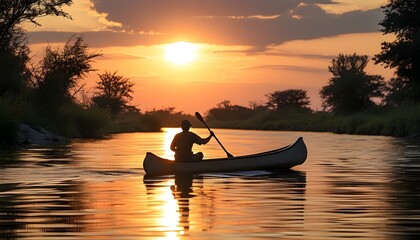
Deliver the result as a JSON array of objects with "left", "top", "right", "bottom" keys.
[{"left": 164, "top": 41, "right": 199, "bottom": 65}]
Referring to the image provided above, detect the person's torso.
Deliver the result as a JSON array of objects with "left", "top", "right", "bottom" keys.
[{"left": 174, "top": 131, "right": 201, "bottom": 160}]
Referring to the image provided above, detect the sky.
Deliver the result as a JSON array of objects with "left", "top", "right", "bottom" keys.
[{"left": 25, "top": 0, "right": 395, "bottom": 114}]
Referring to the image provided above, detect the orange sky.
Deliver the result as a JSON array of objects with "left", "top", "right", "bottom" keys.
[{"left": 26, "top": 0, "right": 394, "bottom": 114}]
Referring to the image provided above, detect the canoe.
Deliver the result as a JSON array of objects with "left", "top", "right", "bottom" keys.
[{"left": 143, "top": 137, "right": 307, "bottom": 176}]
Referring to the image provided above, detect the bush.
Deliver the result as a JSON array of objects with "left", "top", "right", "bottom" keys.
[
  {"left": 20, "top": 102, "right": 111, "bottom": 139},
  {"left": 57, "top": 104, "right": 111, "bottom": 138},
  {"left": 75, "top": 107, "right": 111, "bottom": 138},
  {"left": 104, "top": 112, "right": 162, "bottom": 133},
  {"left": 0, "top": 99, "right": 19, "bottom": 148}
]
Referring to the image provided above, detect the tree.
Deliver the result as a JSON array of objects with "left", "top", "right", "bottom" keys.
[
  {"left": 383, "top": 77, "right": 410, "bottom": 106},
  {"left": 0, "top": 26, "right": 30, "bottom": 97},
  {"left": 207, "top": 100, "right": 254, "bottom": 122},
  {"left": 320, "top": 53, "right": 386, "bottom": 114},
  {"left": 217, "top": 100, "right": 232, "bottom": 109},
  {"left": 0, "top": 0, "right": 72, "bottom": 97},
  {"left": 31, "top": 35, "right": 101, "bottom": 112},
  {"left": 266, "top": 89, "right": 311, "bottom": 110},
  {"left": 0, "top": 24, "right": 29, "bottom": 55},
  {"left": 0, "top": 42, "right": 30, "bottom": 96},
  {"left": 249, "top": 100, "right": 267, "bottom": 111},
  {"left": 374, "top": 0, "right": 420, "bottom": 105},
  {"left": 0, "top": 0, "right": 72, "bottom": 44},
  {"left": 92, "top": 71, "right": 135, "bottom": 116}
]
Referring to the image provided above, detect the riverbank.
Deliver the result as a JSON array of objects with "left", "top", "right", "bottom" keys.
[
  {"left": 2, "top": 104, "right": 420, "bottom": 150},
  {"left": 205, "top": 105, "right": 420, "bottom": 139},
  {"left": 0, "top": 116, "right": 160, "bottom": 150},
  {"left": 17, "top": 124, "right": 69, "bottom": 147}
]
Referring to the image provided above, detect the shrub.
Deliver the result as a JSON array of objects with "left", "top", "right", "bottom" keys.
[
  {"left": 0, "top": 99, "right": 19, "bottom": 148},
  {"left": 75, "top": 107, "right": 111, "bottom": 138}
]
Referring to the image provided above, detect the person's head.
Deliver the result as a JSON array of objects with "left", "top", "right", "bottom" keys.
[{"left": 181, "top": 120, "right": 191, "bottom": 131}]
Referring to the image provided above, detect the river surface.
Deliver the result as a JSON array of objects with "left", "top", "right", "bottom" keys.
[{"left": 1, "top": 128, "right": 420, "bottom": 239}]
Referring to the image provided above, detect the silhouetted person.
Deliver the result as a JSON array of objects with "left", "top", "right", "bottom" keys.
[{"left": 170, "top": 120, "right": 214, "bottom": 161}]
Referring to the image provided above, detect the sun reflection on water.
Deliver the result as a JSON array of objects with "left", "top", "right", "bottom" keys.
[
  {"left": 147, "top": 178, "right": 183, "bottom": 239},
  {"left": 146, "top": 176, "right": 197, "bottom": 239},
  {"left": 160, "top": 179, "right": 181, "bottom": 239},
  {"left": 162, "top": 128, "right": 179, "bottom": 160}
]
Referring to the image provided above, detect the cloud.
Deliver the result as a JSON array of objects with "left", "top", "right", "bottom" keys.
[
  {"left": 28, "top": 0, "right": 384, "bottom": 49},
  {"left": 264, "top": 51, "right": 336, "bottom": 59},
  {"left": 244, "top": 64, "right": 326, "bottom": 73},
  {"left": 27, "top": 31, "right": 164, "bottom": 47},
  {"left": 23, "top": 0, "right": 121, "bottom": 32},
  {"left": 98, "top": 53, "right": 145, "bottom": 60}
]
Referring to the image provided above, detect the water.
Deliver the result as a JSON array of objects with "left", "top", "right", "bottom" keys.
[{"left": 1, "top": 128, "right": 420, "bottom": 239}]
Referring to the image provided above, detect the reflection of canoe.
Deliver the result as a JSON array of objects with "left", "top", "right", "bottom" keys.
[{"left": 143, "top": 137, "right": 307, "bottom": 176}]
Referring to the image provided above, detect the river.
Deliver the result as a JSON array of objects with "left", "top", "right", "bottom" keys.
[{"left": 0, "top": 128, "right": 419, "bottom": 239}]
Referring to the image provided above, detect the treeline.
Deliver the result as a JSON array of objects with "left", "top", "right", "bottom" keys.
[
  {"left": 204, "top": 98, "right": 420, "bottom": 138},
  {"left": 0, "top": 1, "right": 162, "bottom": 148}
]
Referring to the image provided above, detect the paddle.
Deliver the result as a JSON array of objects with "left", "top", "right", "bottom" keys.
[{"left": 195, "top": 112, "right": 234, "bottom": 158}]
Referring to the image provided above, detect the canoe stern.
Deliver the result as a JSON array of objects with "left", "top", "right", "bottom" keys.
[{"left": 143, "top": 152, "right": 175, "bottom": 176}]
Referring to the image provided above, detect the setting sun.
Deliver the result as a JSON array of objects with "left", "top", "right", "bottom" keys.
[{"left": 164, "top": 41, "right": 199, "bottom": 65}]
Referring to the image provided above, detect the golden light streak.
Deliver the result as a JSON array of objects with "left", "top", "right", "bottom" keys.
[{"left": 162, "top": 128, "right": 179, "bottom": 160}]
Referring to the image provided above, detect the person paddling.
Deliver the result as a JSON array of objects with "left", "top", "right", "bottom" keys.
[{"left": 170, "top": 120, "right": 214, "bottom": 161}]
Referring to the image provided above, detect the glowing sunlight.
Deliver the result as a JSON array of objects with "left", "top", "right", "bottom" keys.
[
  {"left": 162, "top": 128, "right": 179, "bottom": 160},
  {"left": 164, "top": 41, "right": 199, "bottom": 65}
]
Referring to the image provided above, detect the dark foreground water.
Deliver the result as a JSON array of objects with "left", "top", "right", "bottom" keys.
[{"left": 1, "top": 129, "right": 420, "bottom": 239}]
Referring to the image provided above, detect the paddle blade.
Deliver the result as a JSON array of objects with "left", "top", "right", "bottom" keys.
[{"left": 195, "top": 112, "right": 204, "bottom": 122}]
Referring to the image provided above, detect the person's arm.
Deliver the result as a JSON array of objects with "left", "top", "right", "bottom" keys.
[{"left": 196, "top": 131, "right": 214, "bottom": 145}]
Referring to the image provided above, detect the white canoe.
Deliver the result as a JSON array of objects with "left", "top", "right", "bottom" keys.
[{"left": 143, "top": 137, "right": 307, "bottom": 176}]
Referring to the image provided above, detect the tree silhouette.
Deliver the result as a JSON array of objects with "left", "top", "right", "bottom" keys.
[
  {"left": 0, "top": 0, "right": 72, "bottom": 43},
  {"left": 92, "top": 71, "right": 134, "bottom": 117},
  {"left": 266, "top": 89, "right": 311, "bottom": 110},
  {"left": 374, "top": 0, "right": 420, "bottom": 105},
  {"left": 0, "top": 41, "right": 29, "bottom": 96},
  {"left": 0, "top": 0, "right": 73, "bottom": 97},
  {"left": 31, "top": 35, "right": 101, "bottom": 113},
  {"left": 207, "top": 100, "right": 254, "bottom": 122},
  {"left": 320, "top": 53, "right": 385, "bottom": 114}
]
